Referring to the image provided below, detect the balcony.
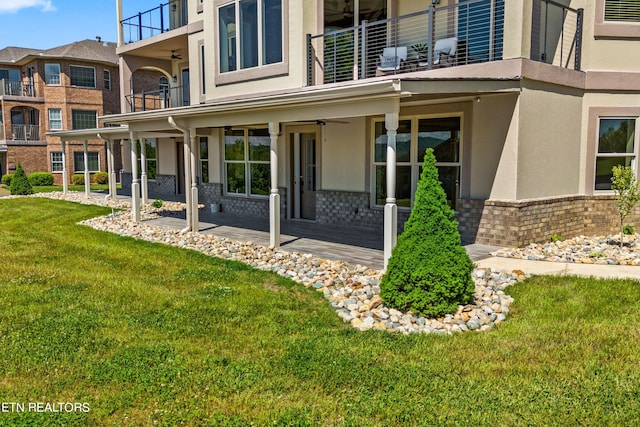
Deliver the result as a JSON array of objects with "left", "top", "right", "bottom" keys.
[
  {"left": 121, "top": 0, "right": 188, "bottom": 44},
  {"left": 0, "top": 79, "right": 35, "bottom": 97},
  {"left": 307, "top": 0, "right": 583, "bottom": 85},
  {"left": 11, "top": 124, "right": 41, "bottom": 142},
  {"left": 125, "top": 86, "right": 187, "bottom": 112}
]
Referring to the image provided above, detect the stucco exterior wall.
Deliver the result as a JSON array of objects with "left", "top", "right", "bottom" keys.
[
  {"left": 320, "top": 118, "right": 367, "bottom": 192},
  {"left": 157, "top": 138, "right": 176, "bottom": 175}
]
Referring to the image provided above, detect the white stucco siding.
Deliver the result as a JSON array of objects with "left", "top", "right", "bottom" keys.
[
  {"left": 207, "top": 131, "right": 222, "bottom": 184},
  {"left": 321, "top": 118, "right": 367, "bottom": 192},
  {"left": 158, "top": 138, "right": 176, "bottom": 175}
]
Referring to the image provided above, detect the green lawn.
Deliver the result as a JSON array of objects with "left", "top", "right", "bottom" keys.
[
  {"left": 1, "top": 197, "right": 639, "bottom": 426},
  {"left": 0, "top": 184, "right": 118, "bottom": 195}
]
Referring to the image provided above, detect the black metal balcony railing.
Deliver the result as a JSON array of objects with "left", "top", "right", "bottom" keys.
[
  {"left": 11, "top": 124, "right": 40, "bottom": 142},
  {"left": 307, "top": 0, "right": 583, "bottom": 85},
  {"left": 121, "top": 0, "right": 187, "bottom": 44},
  {"left": 0, "top": 79, "right": 35, "bottom": 97},
  {"left": 125, "top": 86, "right": 186, "bottom": 112}
]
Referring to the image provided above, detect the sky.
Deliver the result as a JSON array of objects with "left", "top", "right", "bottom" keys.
[{"left": 0, "top": 0, "right": 164, "bottom": 49}]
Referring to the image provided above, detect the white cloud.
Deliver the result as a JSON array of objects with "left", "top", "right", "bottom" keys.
[{"left": 0, "top": 0, "right": 57, "bottom": 14}]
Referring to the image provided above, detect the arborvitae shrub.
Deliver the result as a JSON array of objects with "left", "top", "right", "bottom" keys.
[
  {"left": 1, "top": 173, "right": 12, "bottom": 186},
  {"left": 27, "top": 171, "right": 54, "bottom": 186},
  {"left": 93, "top": 171, "right": 109, "bottom": 184},
  {"left": 9, "top": 163, "right": 33, "bottom": 195},
  {"left": 71, "top": 174, "right": 84, "bottom": 185},
  {"left": 380, "top": 148, "right": 475, "bottom": 317}
]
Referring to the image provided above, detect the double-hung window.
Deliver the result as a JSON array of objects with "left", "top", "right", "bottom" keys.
[
  {"left": 74, "top": 152, "right": 99, "bottom": 172},
  {"left": 373, "top": 116, "right": 461, "bottom": 209},
  {"left": 103, "top": 70, "right": 111, "bottom": 90},
  {"left": 48, "top": 108, "right": 62, "bottom": 130},
  {"left": 71, "top": 110, "right": 97, "bottom": 130},
  {"left": 50, "top": 152, "right": 63, "bottom": 172},
  {"left": 594, "top": 117, "right": 638, "bottom": 190},
  {"left": 45, "top": 63, "right": 60, "bottom": 85},
  {"left": 224, "top": 128, "right": 270, "bottom": 196},
  {"left": 218, "top": 0, "right": 283, "bottom": 73},
  {"left": 69, "top": 65, "right": 96, "bottom": 88},
  {"left": 200, "top": 137, "right": 209, "bottom": 183}
]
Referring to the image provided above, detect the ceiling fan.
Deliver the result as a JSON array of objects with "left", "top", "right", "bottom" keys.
[{"left": 170, "top": 50, "right": 182, "bottom": 60}]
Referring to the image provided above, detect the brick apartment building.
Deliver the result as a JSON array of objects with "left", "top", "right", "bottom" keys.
[{"left": 0, "top": 38, "right": 127, "bottom": 183}]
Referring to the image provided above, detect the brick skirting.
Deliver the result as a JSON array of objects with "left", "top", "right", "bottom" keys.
[{"left": 199, "top": 183, "right": 287, "bottom": 219}]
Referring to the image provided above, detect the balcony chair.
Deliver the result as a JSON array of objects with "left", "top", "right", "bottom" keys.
[
  {"left": 376, "top": 46, "right": 408, "bottom": 76},
  {"left": 418, "top": 37, "right": 458, "bottom": 69}
]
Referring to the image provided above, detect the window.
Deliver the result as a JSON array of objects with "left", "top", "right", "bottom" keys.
[
  {"left": 74, "top": 151, "right": 99, "bottom": 172},
  {"left": 69, "top": 65, "right": 96, "bottom": 88},
  {"left": 45, "top": 63, "right": 60, "bottom": 85},
  {"left": 145, "top": 139, "right": 157, "bottom": 180},
  {"left": 223, "top": 128, "right": 270, "bottom": 196},
  {"left": 0, "top": 69, "right": 20, "bottom": 81},
  {"left": 200, "top": 137, "right": 209, "bottom": 183},
  {"left": 218, "top": 0, "right": 283, "bottom": 73},
  {"left": 595, "top": 118, "right": 637, "bottom": 190},
  {"left": 71, "top": 110, "right": 97, "bottom": 130},
  {"left": 200, "top": 42, "right": 206, "bottom": 95},
  {"left": 373, "top": 116, "right": 461, "bottom": 209},
  {"left": 103, "top": 70, "right": 111, "bottom": 90},
  {"left": 50, "top": 152, "right": 63, "bottom": 172},
  {"left": 48, "top": 108, "right": 62, "bottom": 130},
  {"left": 605, "top": 0, "right": 640, "bottom": 22}
]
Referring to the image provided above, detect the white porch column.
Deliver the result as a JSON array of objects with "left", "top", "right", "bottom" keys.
[
  {"left": 190, "top": 130, "right": 199, "bottom": 232},
  {"left": 129, "top": 133, "right": 141, "bottom": 222},
  {"left": 269, "top": 121, "right": 280, "bottom": 248},
  {"left": 140, "top": 138, "right": 148, "bottom": 205},
  {"left": 83, "top": 140, "right": 90, "bottom": 197},
  {"left": 109, "top": 140, "right": 117, "bottom": 199},
  {"left": 384, "top": 112, "right": 399, "bottom": 269},
  {"left": 61, "top": 140, "right": 68, "bottom": 194},
  {"left": 183, "top": 131, "right": 192, "bottom": 232}
]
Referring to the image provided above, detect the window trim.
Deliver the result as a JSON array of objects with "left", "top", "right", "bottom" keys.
[
  {"left": 595, "top": 0, "right": 640, "bottom": 38},
  {"left": 370, "top": 113, "right": 463, "bottom": 211},
  {"left": 222, "top": 128, "right": 271, "bottom": 198},
  {"left": 44, "top": 63, "right": 61, "bottom": 85},
  {"left": 214, "top": 0, "right": 289, "bottom": 85},
  {"left": 73, "top": 151, "right": 100, "bottom": 173},
  {"left": 50, "top": 151, "right": 63, "bottom": 173},
  {"left": 69, "top": 65, "right": 97, "bottom": 88},
  {"left": 200, "top": 136, "right": 210, "bottom": 184},
  {"left": 48, "top": 108, "right": 62, "bottom": 131}
]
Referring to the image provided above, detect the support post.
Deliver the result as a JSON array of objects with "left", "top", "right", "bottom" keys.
[
  {"left": 384, "top": 112, "right": 399, "bottom": 269},
  {"left": 269, "top": 121, "right": 280, "bottom": 248},
  {"left": 183, "top": 131, "right": 192, "bottom": 232},
  {"left": 109, "top": 140, "right": 117, "bottom": 199},
  {"left": 190, "top": 130, "right": 199, "bottom": 232},
  {"left": 61, "top": 140, "right": 68, "bottom": 194},
  {"left": 83, "top": 140, "right": 90, "bottom": 197},
  {"left": 129, "top": 133, "right": 141, "bottom": 222},
  {"left": 140, "top": 137, "right": 148, "bottom": 205}
]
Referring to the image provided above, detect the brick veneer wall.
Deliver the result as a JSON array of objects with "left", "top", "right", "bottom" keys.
[{"left": 458, "top": 195, "right": 640, "bottom": 247}]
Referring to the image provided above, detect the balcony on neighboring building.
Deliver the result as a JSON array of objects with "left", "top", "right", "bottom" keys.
[
  {"left": 0, "top": 79, "right": 35, "bottom": 97},
  {"left": 10, "top": 124, "right": 41, "bottom": 143},
  {"left": 121, "top": 0, "right": 188, "bottom": 44},
  {"left": 125, "top": 85, "right": 187, "bottom": 112},
  {"left": 307, "top": 0, "right": 583, "bottom": 85}
]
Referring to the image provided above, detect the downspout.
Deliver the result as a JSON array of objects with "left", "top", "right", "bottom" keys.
[{"left": 168, "top": 116, "right": 192, "bottom": 234}]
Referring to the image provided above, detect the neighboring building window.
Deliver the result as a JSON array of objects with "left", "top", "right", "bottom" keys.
[
  {"left": 45, "top": 63, "right": 61, "bottom": 85},
  {"left": 71, "top": 110, "right": 97, "bottom": 129},
  {"left": 48, "top": 108, "right": 62, "bottom": 130},
  {"left": 200, "top": 137, "right": 209, "bottom": 183},
  {"left": 159, "top": 76, "right": 169, "bottom": 93},
  {"left": 605, "top": 0, "right": 640, "bottom": 22},
  {"left": 0, "top": 69, "right": 20, "bottom": 81},
  {"left": 373, "top": 116, "right": 461, "bottom": 209},
  {"left": 74, "top": 151, "right": 99, "bottom": 172},
  {"left": 69, "top": 65, "right": 96, "bottom": 88},
  {"left": 103, "top": 70, "right": 111, "bottom": 90},
  {"left": 594, "top": 118, "right": 637, "bottom": 190},
  {"left": 224, "top": 128, "right": 270, "bottom": 196},
  {"left": 218, "top": 0, "right": 283, "bottom": 73},
  {"left": 51, "top": 152, "right": 63, "bottom": 172}
]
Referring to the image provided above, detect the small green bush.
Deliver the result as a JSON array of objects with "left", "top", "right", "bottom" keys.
[
  {"left": 27, "top": 171, "right": 54, "bottom": 186},
  {"left": 380, "top": 148, "right": 475, "bottom": 318},
  {"left": 93, "top": 171, "right": 109, "bottom": 184},
  {"left": 550, "top": 234, "right": 563, "bottom": 242},
  {"left": 9, "top": 163, "right": 33, "bottom": 195},
  {"left": 1, "top": 173, "right": 13, "bottom": 186},
  {"left": 151, "top": 199, "right": 164, "bottom": 209},
  {"left": 71, "top": 174, "right": 85, "bottom": 185},
  {"left": 623, "top": 224, "right": 635, "bottom": 235}
]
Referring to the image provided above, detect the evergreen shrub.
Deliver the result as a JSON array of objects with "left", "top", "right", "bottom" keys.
[
  {"left": 27, "top": 172, "right": 54, "bottom": 186},
  {"left": 71, "top": 174, "right": 84, "bottom": 185},
  {"left": 94, "top": 172, "right": 109, "bottom": 184},
  {"left": 380, "top": 148, "right": 475, "bottom": 317},
  {"left": 9, "top": 164, "right": 33, "bottom": 195},
  {"left": 1, "top": 173, "right": 12, "bottom": 186}
]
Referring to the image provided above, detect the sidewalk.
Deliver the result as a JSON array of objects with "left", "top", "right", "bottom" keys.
[{"left": 476, "top": 256, "right": 640, "bottom": 280}]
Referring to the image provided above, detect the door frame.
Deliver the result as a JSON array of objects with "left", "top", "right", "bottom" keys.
[{"left": 287, "top": 125, "right": 321, "bottom": 220}]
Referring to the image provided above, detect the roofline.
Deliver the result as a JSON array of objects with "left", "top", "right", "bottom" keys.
[
  {"left": 46, "top": 126, "right": 130, "bottom": 142},
  {"left": 3, "top": 52, "right": 118, "bottom": 67}
]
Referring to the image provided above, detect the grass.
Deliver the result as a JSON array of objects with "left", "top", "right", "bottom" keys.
[{"left": 1, "top": 197, "right": 640, "bottom": 426}]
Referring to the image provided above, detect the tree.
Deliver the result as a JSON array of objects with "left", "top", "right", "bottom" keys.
[
  {"left": 380, "top": 148, "right": 475, "bottom": 318},
  {"left": 611, "top": 165, "right": 640, "bottom": 243},
  {"left": 9, "top": 163, "right": 33, "bottom": 195}
]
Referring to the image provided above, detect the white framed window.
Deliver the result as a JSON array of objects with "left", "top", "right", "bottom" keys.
[
  {"left": 50, "top": 152, "right": 63, "bottom": 172},
  {"left": 103, "top": 69, "right": 111, "bottom": 90},
  {"left": 200, "top": 136, "right": 209, "bottom": 183},
  {"left": 223, "top": 128, "right": 270, "bottom": 196},
  {"left": 605, "top": 0, "right": 640, "bottom": 22},
  {"left": 48, "top": 108, "right": 62, "bottom": 130},
  {"left": 45, "top": 63, "right": 61, "bottom": 85},
  {"left": 372, "top": 115, "right": 462, "bottom": 210},
  {"left": 594, "top": 117, "right": 638, "bottom": 190},
  {"left": 74, "top": 151, "right": 99, "bottom": 172},
  {"left": 72, "top": 110, "right": 97, "bottom": 130},
  {"left": 218, "top": 0, "right": 283, "bottom": 73},
  {"left": 200, "top": 42, "right": 206, "bottom": 95},
  {"left": 69, "top": 65, "right": 96, "bottom": 88}
]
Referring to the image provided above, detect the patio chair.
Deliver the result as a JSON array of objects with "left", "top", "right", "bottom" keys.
[
  {"left": 418, "top": 37, "right": 458, "bottom": 68},
  {"left": 376, "top": 46, "right": 408, "bottom": 76}
]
